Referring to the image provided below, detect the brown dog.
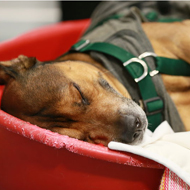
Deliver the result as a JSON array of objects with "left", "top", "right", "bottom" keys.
[
  {"left": 0, "top": 4, "right": 190, "bottom": 146},
  {"left": 0, "top": 54, "right": 147, "bottom": 146}
]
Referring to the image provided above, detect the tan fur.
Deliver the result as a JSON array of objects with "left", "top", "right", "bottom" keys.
[
  {"left": 59, "top": 53, "right": 131, "bottom": 99},
  {"left": 0, "top": 56, "right": 146, "bottom": 146}
]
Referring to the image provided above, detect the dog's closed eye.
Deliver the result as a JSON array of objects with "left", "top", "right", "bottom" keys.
[{"left": 73, "top": 83, "right": 90, "bottom": 105}]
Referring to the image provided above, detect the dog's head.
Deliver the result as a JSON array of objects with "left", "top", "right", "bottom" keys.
[{"left": 0, "top": 55, "right": 147, "bottom": 146}]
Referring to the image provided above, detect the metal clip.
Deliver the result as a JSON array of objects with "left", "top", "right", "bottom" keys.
[
  {"left": 123, "top": 58, "right": 148, "bottom": 83},
  {"left": 138, "top": 52, "right": 159, "bottom": 77},
  {"left": 149, "top": 70, "right": 159, "bottom": 77},
  {"left": 138, "top": 52, "right": 157, "bottom": 60},
  {"left": 75, "top": 40, "right": 90, "bottom": 51}
]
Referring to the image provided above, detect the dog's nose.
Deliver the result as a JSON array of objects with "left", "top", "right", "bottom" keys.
[{"left": 118, "top": 113, "right": 146, "bottom": 144}]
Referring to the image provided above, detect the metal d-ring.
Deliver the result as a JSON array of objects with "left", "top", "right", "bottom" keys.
[
  {"left": 138, "top": 52, "right": 157, "bottom": 60},
  {"left": 123, "top": 58, "right": 148, "bottom": 83},
  {"left": 138, "top": 52, "right": 159, "bottom": 77}
]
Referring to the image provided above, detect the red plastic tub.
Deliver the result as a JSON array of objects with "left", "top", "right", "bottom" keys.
[{"left": 0, "top": 19, "right": 164, "bottom": 190}]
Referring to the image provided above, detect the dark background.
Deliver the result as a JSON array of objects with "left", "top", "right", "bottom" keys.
[{"left": 60, "top": 1, "right": 101, "bottom": 21}]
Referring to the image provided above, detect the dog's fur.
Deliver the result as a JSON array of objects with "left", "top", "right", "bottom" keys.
[{"left": 0, "top": 19, "right": 190, "bottom": 146}]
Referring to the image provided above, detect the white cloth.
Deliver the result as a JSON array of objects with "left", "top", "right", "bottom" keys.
[{"left": 108, "top": 121, "right": 190, "bottom": 186}]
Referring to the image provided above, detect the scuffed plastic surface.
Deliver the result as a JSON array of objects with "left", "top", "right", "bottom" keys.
[{"left": 0, "top": 96, "right": 164, "bottom": 169}]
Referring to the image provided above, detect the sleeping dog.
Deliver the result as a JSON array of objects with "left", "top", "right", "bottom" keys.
[{"left": 0, "top": 2, "right": 190, "bottom": 146}]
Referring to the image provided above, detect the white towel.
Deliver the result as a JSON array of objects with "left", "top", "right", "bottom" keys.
[{"left": 108, "top": 121, "right": 190, "bottom": 186}]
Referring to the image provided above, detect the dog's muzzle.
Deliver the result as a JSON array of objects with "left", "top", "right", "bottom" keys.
[{"left": 117, "top": 101, "right": 148, "bottom": 144}]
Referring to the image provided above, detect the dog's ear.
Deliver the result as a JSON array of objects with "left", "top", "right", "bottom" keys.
[{"left": 0, "top": 55, "right": 39, "bottom": 84}]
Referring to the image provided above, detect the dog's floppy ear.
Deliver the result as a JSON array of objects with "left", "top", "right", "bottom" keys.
[{"left": 0, "top": 55, "right": 38, "bottom": 84}]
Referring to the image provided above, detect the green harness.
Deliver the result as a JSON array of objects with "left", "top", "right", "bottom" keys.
[{"left": 70, "top": 39, "right": 190, "bottom": 132}]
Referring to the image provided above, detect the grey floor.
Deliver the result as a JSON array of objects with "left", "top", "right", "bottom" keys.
[{"left": 0, "top": 1, "right": 62, "bottom": 42}]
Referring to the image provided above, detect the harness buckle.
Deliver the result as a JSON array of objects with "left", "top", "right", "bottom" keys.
[
  {"left": 138, "top": 52, "right": 157, "bottom": 60},
  {"left": 143, "top": 97, "right": 163, "bottom": 116},
  {"left": 139, "top": 52, "right": 159, "bottom": 77},
  {"left": 72, "top": 39, "right": 90, "bottom": 51},
  {"left": 123, "top": 58, "right": 148, "bottom": 83},
  {"left": 149, "top": 70, "right": 159, "bottom": 77}
]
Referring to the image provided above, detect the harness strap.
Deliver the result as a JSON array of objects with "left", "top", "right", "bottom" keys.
[
  {"left": 71, "top": 40, "right": 190, "bottom": 131},
  {"left": 71, "top": 40, "right": 166, "bottom": 131},
  {"left": 155, "top": 57, "right": 190, "bottom": 76},
  {"left": 139, "top": 52, "right": 190, "bottom": 76}
]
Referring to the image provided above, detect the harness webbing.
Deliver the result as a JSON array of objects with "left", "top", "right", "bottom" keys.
[
  {"left": 156, "top": 57, "right": 190, "bottom": 76},
  {"left": 70, "top": 40, "right": 190, "bottom": 131},
  {"left": 71, "top": 40, "right": 156, "bottom": 131}
]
